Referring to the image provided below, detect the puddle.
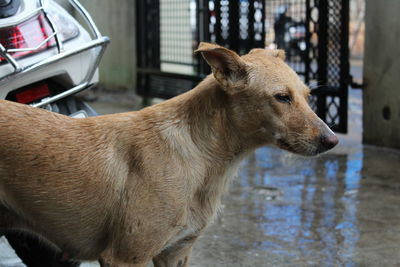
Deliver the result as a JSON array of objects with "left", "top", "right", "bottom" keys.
[{"left": 191, "top": 144, "right": 400, "bottom": 266}]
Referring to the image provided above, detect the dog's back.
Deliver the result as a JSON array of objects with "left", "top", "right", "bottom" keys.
[{"left": 0, "top": 100, "right": 128, "bottom": 258}]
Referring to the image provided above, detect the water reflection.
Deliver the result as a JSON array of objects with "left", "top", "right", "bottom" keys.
[
  {"left": 191, "top": 144, "right": 400, "bottom": 266},
  {"left": 238, "top": 147, "right": 363, "bottom": 266}
]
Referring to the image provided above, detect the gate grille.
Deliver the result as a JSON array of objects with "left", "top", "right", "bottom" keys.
[
  {"left": 136, "top": 0, "right": 350, "bottom": 133},
  {"left": 314, "top": 0, "right": 349, "bottom": 132}
]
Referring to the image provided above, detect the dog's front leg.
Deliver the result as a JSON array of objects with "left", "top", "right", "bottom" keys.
[
  {"left": 99, "top": 257, "right": 148, "bottom": 267},
  {"left": 153, "top": 236, "right": 197, "bottom": 267},
  {"left": 99, "top": 250, "right": 149, "bottom": 267},
  {"left": 99, "top": 260, "right": 147, "bottom": 267}
]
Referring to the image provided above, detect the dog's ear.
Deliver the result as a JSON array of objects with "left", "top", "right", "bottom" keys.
[
  {"left": 249, "top": 48, "right": 286, "bottom": 60},
  {"left": 270, "top": 49, "right": 286, "bottom": 60},
  {"left": 195, "top": 42, "right": 247, "bottom": 91}
]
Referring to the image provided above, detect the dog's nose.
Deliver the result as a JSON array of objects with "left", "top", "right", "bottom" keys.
[{"left": 320, "top": 134, "right": 339, "bottom": 150}]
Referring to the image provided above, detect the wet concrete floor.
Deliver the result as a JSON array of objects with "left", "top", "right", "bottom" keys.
[{"left": 190, "top": 143, "right": 400, "bottom": 266}]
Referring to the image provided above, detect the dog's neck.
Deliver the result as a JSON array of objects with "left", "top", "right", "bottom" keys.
[
  {"left": 160, "top": 75, "right": 245, "bottom": 160},
  {"left": 149, "top": 76, "right": 250, "bottom": 226}
]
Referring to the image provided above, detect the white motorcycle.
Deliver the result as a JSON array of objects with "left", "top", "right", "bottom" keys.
[
  {"left": 0, "top": 0, "right": 109, "bottom": 117},
  {"left": 0, "top": 0, "right": 109, "bottom": 266}
]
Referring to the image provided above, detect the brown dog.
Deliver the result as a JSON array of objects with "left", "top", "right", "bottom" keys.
[{"left": 0, "top": 43, "right": 338, "bottom": 266}]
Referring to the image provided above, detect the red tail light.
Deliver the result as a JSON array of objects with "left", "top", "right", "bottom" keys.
[
  {"left": 0, "top": 13, "right": 55, "bottom": 63},
  {"left": 15, "top": 83, "right": 50, "bottom": 104}
]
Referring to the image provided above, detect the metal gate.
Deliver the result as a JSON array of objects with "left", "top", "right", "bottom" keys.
[{"left": 136, "top": 0, "right": 350, "bottom": 133}]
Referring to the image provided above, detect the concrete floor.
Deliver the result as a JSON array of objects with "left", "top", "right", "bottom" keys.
[
  {"left": 2, "top": 87, "right": 400, "bottom": 267},
  {"left": 190, "top": 143, "right": 400, "bottom": 267}
]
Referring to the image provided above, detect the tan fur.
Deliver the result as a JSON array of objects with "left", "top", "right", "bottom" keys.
[{"left": 0, "top": 43, "right": 337, "bottom": 267}]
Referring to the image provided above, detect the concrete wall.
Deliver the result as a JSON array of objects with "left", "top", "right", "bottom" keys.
[
  {"left": 78, "top": 0, "right": 136, "bottom": 91},
  {"left": 363, "top": 0, "right": 400, "bottom": 149}
]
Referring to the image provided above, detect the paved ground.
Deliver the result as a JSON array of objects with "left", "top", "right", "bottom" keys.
[
  {"left": 3, "top": 69, "right": 400, "bottom": 266},
  {"left": 190, "top": 143, "right": 400, "bottom": 266},
  {"left": 0, "top": 237, "right": 24, "bottom": 267}
]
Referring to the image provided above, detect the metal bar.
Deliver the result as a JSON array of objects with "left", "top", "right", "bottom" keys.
[
  {"left": 135, "top": 0, "right": 146, "bottom": 97},
  {"left": 0, "top": 43, "right": 21, "bottom": 71},
  {"left": 6, "top": 32, "right": 57, "bottom": 53},
  {"left": 228, "top": 0, "right": 239, "bottom": 52},
  {"left": 247, "top": 0, "right": 255, "bottom": 52},
  {"left": 197, "top": 0, "right": 209, "bottom": 43},
  {"left": 135, "top": 0, "right": 160, "bottom": 99},
  {"left": 0, "top": 36, "right": 110, "bottom": 84},
  {"left": 32, "top": 82, "right": 90, "bottom": 108},
  {"left": 160, "top": 60, "right": 198, "bottom": 66},
  {"left": 338, "top": 0, "right": 350, "bottom": 133},
  {"left": 40, "top": 0, "right": 63, "bottom": 53},
  {"left": 195, "top": 0, "right": 202, "bottom": 75},
  {"left": 198, "top": 0, "right": 211, "bottom": 76},
  {"left": 316, "top": 0, "right": 328, "bottom": 120},
  {"left": 259, "top": 0, "right": 266, "bottom": 48},
  {"left": 83, "top": 36, "right": 109, "bottom": 83},
  {"left": 151, "top": 0, "right": 160, "bottom": 69},
  {"left": 305, "top": 0, "right": 311, "bottom": 85},
  {"left": 137, "top": 68, "right": 204, "bottom": 81},
  {"left": 215, "top": 0, "right": 222, "bottom": 45},
  {"left": 68, "top": 0, "right": 102, "bottom": 38}
]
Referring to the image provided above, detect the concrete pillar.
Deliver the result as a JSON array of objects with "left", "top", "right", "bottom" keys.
[
  {"left": 78, "top": 0, "right": 136, "bottom": 91},
  {"left": 363, "top": 0, "right": 400, "bottom": 149}
]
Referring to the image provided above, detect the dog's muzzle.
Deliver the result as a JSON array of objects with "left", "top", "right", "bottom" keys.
[{"left": 319, "top": 134, "right": 339, "bottom": 151}]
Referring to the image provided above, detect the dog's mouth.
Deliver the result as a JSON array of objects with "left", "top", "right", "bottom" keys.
[
  {"left": 276, "top": 138, "right": 293, "bottom": 151},
  {"left": 276, "top": 133, "right": 338, "bottom": 156},
  {"left": 276, "top": 138, "right": 319, "bottom": 156}
]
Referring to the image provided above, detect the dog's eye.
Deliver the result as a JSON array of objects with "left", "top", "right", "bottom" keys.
[{"left": 274, "top": 94, "right": 292, "bottom": 104}]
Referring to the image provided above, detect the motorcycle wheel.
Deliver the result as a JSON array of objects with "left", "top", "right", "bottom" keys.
[
  {"left": 49, "top": 96, "right": 98, "bottom": 117},
  {"left": 5, "top": 233, "right": 80, "bottom": 267}
]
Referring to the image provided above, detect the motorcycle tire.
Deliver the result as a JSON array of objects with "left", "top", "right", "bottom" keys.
[
  {"left": 5, "top": 233, "right": 80, "bottom": 267},
  {"left": 51, "top": 96, "right": 98, "bottom": 117}
]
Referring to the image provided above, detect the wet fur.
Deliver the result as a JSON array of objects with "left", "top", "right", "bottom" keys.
[{"left": 0, "top": 43, "right": 336, "bottom": 267}]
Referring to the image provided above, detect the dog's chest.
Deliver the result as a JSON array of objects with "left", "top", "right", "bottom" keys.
[{"left": 159, "top": 121, "right": 244, "bottom": 248}]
